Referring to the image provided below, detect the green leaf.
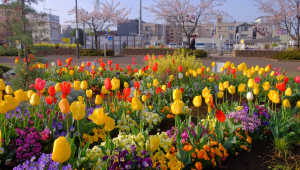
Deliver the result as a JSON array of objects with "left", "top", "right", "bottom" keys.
[
  {"left": 215, "top": 121, "right": 224, "bottom": 143},
  {"left": 176, "top": 145, "right": 191, "bottom": 166},
  {"left": 223, "top": 136, "right": 239, "bottom": 149},
  {"left": 97, "top": 146, "right": 107, "bottom": 155},
  {"left": 82, "top": 122, "right": 97, "bottom": 134},
  {"left": 130, "top": 126, "right": 139, "bottom": 136},
  {"left": 225, "top": 119, "right": 244, "bottom": 135}
]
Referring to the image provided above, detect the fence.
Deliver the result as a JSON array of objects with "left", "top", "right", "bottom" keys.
[{"left": 85, "top": 36, "right": 143, "bottom": 53}]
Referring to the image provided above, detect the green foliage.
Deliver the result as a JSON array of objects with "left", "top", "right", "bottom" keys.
[
  {"left": 273, "top": 50, "right": 300, "bottom": 60},
  {"left": 272, "top": 43, "right": 278, "bottom": 47},
  {"left": 273, "top": 138, "right": 292, "bottom": 156},
  {"left": 173, "top": 48, "right": 207, "bottom": 58},
  {"left": 0, "top": 64, "right": 11, "bottom": 78},
  {"left": 70, "top": 28, "right": 84, "bottom": 46},
  {"left": 0, "top": 45, "right": 22, "bottom": 56},
  {"left": 79, "top": 49, "right": 114, "bottom": 56},
  {"left": 193, "top": 50, "right": 208, "bottom": 58}
]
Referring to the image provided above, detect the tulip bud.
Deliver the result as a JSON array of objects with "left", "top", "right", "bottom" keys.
[
  {"left": 132, "top": 97, "right": 143, "bottom": 110},
  {"left": 297, "top": 101, "right": 300, "bottom": 108},
  {"left": 153, "top": 79, "right": 159, "bottom": 87},
  {"left": 219, "top": 82, "right": 225, "bottom": 92},
  {"left": 142, "top": 95, "right": 148, "bottom": 102},
  {"left": 169, "top": 75, "right": 174, "bottom": 82},
  {"left": 208, "top": 77, "right": 214, "bottom": 82},
  {"left": 248, "top": 78, "right": 254, "bottom": 88},
  {"left": 55, "top": 83, "right": 61, "bottom": 92},
  {"left": 30, "top": 93, "right": 40, "bottom": 106},
  {"left": 217, "top": 92, "right": 224, "bottom": 98},
  {"left": 71, "top": 101, "right": 85, "bottom": 120},
  {"left": 59, "top": 99, "right": 70, "bottom": 114},
  {"left": 272, "top": 91, "right": 280, "bottom": 104},
  {"left": 185, "top": 72, "right": 189, "bottom": 77},
  {"left": 223, "top": 81, "right": 229, "bottom": 89},
  {"left": 285, "top": 87, "right": 292, "bottom": 96},
  {"left": 0, "top": 100, "right": 9, "bottom": 114},
  {"left": 101, "top": 86, "right": 108, "bottom": 94},
  {"left": 238, "top": 83, "right": 246, "bottom": 92},
  {"left": 206, "top": 67, "right": 210, "bottom": 72},
  {"left": 193, "top": 95, "right": 202, "bottom": 107},
  {"left": 69, "top": 70, "right": 74, "bottom": 76},
  {"left": 171, "top": 100, "right": 184, "bottom": 115},
  {"left": 95, "top": 95, "right": 102, "bottom": 105},
  {"left": 0, "top": 79, "right": 5, "bottom": 91},
  {"left": 253, "top": 88, "right": 259, "bottom": 95},
  {"left": 124, "top": 82, "right": 129, "bottom": 88},
  {"left": 228, "top": 85, "right": 236, "bottom": 94},
  {"left": 173, "top": 89, "right": 182, "bottom": 101},
  {"left": 5, "top": 85, "right": 13, "bottom": 95},
  {"left": 80, "top": 81, "right": 88, "bottom": 90},
  {"left": 262, "top": 82, "right": 270, "bottom": 91},
  {"left": 283, "top": 99, "right": 290, "bottom": 108},
  {"left": 246, "top": 92, "right": 254, "bottom": 101},
  {"left": 147, "top": 83, "right": 151, "bottom": 89},
  {"left": 202, "top": 87, "right": 211, "bottom": 98},
  {"left": 270, "top": 71, "right": 274, "bottom": 77},
  {"left": 52, "top": 137, "right": 71, "bottom": 163},
  {"left": 211, "top": 62, "right": 215, "bottom": 67}
]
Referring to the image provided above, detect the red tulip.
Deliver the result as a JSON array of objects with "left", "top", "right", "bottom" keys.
[
  {"left": 134, "top": 81, "right": 140, "bottom": 89},
  {"left": 120, "top": 68, "right": 123, "bottom": 72},
  {"left": 231, "top": 68, "right": 236, "bottom": 79},
  {"left": 132, "top": 58, "right": 135, "bottom": 61},
  {"left": 116, "top": 91, "right": 122, "bottom": 99},
  {"left": 110, "top": 91, "right": 113, "bottom": 97},
  {"left": 178, "top": 65, "right": 183, "bottom": 72},
  {"left": 69, "top": 57, "right": 73, "bottom": 62},
  {"left": 127, "top": 65, "right": 131, "bottom": 70},
  {"left": 276, "top": 82, "right": 286, "bottom": 92},
  {"left": 123, "top": 87, "right": 131, "bottom": 97},
  {"left": 45, "top": 63, "right": 49, "bottom": 69},
  {"left": 167, "top": 82, "right": 172, "bottom": 88},
  {"left": 294, "top": 76, "right": 300, "bottom": 83},
  {"left": 173, "top": 59, "right": 175, "bottom": 65},
  {"left": 227, "top": 67, "right": 231, "bottom": 75},
  {"left": 46, "top": 96, "right": 53, "bottom": 105},
  {"left": 105, "top": 78, "right": 112, "bottom": 90},
  {"left": 48, "top": 86, "right": 56, "bottom": 97},
  {"left": 152, "top": 63, "right": 158, "bottom": 72},
  {"left": 134, "top": 69, "right": 138, "bottom": 73},
  {"left": 108, "top": 60, "right": 112, "bottom": 66},
  {"left": 58, "top": 62, "right": 62, "bottom": 66},
  {"left": 156, "top": 87, "right": 162, "bottom": 94},
  {"left": 57, "top": 59, "right": 61, "bottom": 63},
  {"left": 254, "top": 77, "right": 261, "bottom": 83},
  {"left": 215, "top": 110, "right": 226, "bottom": 122},
  {"left": 87, "top": 62, "right": 91, "bottom": 67},
  {"left": 100, "top": 93, "right": 104, "bottom": 98},
  {"left": 147, "top": 91, "right": 151, "bottom": 99},
  {"left": 101, "top": 62, "right": 106, "bottom": 68},
  {"left": 110, "top": 67, "right": 113, "bottom": 71},
  {"left": 284, "top": 77, "right": 289, "bottom": 84},
  {"left": 180, "top": 87, "right": 184, "bottom": 94},
  {"left": 16, "top": 57, "right": 19, "bottom": 60},
  {"left": 30, "top": 78, "right": 46, "bottom": 91},
  {"left": 128, "top": 97, "right": 132, "bottom": 102},
  {"left": 132, "top": 61, "right": 136, "bottom": 65},
  {"left": 60, "top": 82, "right": 71, "bottom": 95},
  {"left": 54, "top": 97, "right": 57, "bottom": 104},
  {"left": 267, "top": 64, "right": 271, "bottom": 69},
  {"left": 116, "top": 63, "right": 119, "bottom": 70}
]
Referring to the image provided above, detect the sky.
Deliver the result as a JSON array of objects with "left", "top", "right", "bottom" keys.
[{"left": 31, "top": 0, "right": 264, "bottom": 28}]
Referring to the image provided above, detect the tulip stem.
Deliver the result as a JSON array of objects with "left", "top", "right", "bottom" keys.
[
  {"left": 231, "top": 94, "right": 233, "bottom": 105},
  {"left": 197, "top": 108, "right": 200, "bottom": 125},
  {"left": 77, "top": 120, "right": 82, "bottom": 150},
  {"left": 239, "top": 93, "right": 242, "bottom": 106},
  {"left": 226, "top": 89, "right": 228, "bottom": 102},
  {"left": 59, "top": 163, "right": 62, "bottom": 170},
  {"left": 264, "top": 93, "right": 267, "bottom": 107},
  {"left": 66, "top": 113, "right": 70, "bottom": 142}
]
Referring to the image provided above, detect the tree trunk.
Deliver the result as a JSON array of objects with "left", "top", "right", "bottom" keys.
[
  {"left": 298, "top": 16, "right": 300, "bottom": 49},
  {"left": 186, "top": 34, "right": 191, "bottom": 46}
]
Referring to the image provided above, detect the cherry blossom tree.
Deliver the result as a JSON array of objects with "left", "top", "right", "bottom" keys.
[
  {"left": 254, "top": 0, "right": 300, "bottom": 48},
  {"left": 67, "top": 0, "right": 131, "bottom": 49},
  {"left": 145, "top": 0, "right": 228, "bottom": 45}
]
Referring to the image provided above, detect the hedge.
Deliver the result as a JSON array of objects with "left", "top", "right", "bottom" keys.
[
  {"left": 173, "top": 48, "right": 207, "bottom": 58},
  {"left": 79, "top": 49, "right": 114, "bottom": 56},
  {"left": 273, "top": 50, "right": 300, "bottom": 60}
]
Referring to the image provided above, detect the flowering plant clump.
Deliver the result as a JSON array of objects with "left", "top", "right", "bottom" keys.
[
  {"left": 225, "top": 129, "right": 253, "bottom": 156},
  {"left": 82, "top": 128, "right": 106, "bottom": 145},
  {"left": 254, "top": 105, "right": 270, "bottom": 126},
  {"left": 141, "top": 111, "right": 163, "bottom": 129},
  {"left": 151, "top": 151, "right": 185, "bottom": 170},
  {"left": 201, "top": 117, "right": 217, "bottom": 132},
  {"left": 116, "top": 114, "right": 138, "bottom": 133},
  {"left": 104, "top": 145, "right": 153, "bottom": 169},
  {"left": 13, "top": 153, "right": 72, "bottom": 170},
  {"left": 52, "top": 120, "right": 68, "bottom": 139},
  {"left": 226, "top": 109, "right": 261, "bottom": 132}
]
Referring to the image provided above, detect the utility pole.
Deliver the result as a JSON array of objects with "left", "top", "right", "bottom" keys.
[
  {"left": 76, "top": 0, "right": 80, "bottom": 59},
  {"left": 139, "top": 0, "right": 142, "bottom": 36}
]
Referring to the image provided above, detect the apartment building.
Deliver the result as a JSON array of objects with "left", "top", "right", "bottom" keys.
[
  {"left": 254, "top": 16, "right": 273, "bottom": 39},
  {"left": 61, "top": 25, "right": 73, "bottom": 38},
  {"left": 117, "top": 19, "right": 139, "bottom": 36},
  {"left": 236, "top": 22, "right": 254, "bottom": 39},
  {"left": 215, "top": 16, "right": 236, "bottom": 41}
]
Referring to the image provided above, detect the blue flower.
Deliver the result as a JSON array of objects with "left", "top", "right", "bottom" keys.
[
  {"left": 57, "top": 123, "right": 63, "bottom": 130},
  {"left": 262, "top": 121, "right": 268, "bottom": 126},
  {"left": 62, "top": 163, "right": 72, "bottom": 170},
  {"left": 69, "top": 126, "right": 75, "bottom": 132}
]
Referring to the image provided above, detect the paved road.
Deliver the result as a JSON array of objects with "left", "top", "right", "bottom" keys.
[{"left": 1, "top": 54, "right": 299, "bottom": 76}]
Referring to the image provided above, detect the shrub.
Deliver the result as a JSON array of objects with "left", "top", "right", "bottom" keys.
[
  {"left": 0, "top": 45, "right": 21, "bottom": 56},
  {"left": 273, "top": 50, "right": 300, "bottom": 60},
  {"left": 173, "top": 48, "right": 207, "bottom": 58},
  {"left": 79, "top": 49, "right": 114, "bottom": 56},
  {"left": 273, "top": 137, "right": 292, "bottom": 156}
]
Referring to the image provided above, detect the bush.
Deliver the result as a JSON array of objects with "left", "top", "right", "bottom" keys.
[
  {"left": 79, "top": 49, "right": 114, "bottom": 56},
  {"left": 0, "top": 45, "right": 21, "bottom": 56},
  {"left": 173, "top": 48, "right": 207, "bottom": 58},
  {"left": 273, "top": 50, "right": 300, "bottom": 60}
]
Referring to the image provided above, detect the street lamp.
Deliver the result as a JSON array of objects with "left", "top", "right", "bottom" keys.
[{"left": 76, "top": 0, "right": 80, "bottom": 59}]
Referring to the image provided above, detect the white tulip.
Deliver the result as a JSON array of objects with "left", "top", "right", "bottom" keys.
[
  {"left": 51, "top": 62, "right": 56, "bottom": 67},
  {"left": 178, "top": 73, "right": 183, "bottom": 79},
  {"left": 77, "top": 66, "right": 80, "bottom": 70},
  {"left": 246, "top": 92, "right": 254, "bottom": 101}
]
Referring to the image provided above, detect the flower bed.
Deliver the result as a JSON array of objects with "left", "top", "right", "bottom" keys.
[{"left": 0, "top": 50, "right": 300, "bottom": 170}]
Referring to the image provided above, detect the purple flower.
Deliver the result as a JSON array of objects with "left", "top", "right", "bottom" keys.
[
  {"left": 62, "top": 163, "right": 72, "bottom": 170},
  {"left": 16, "top": 138, "right": 23, "bottom": 145},
  {"left": 48, "top": 161, "right": 59, "bottom": 169},
  {"left": 69, "top": 126, "right": 75, "bottom": 132},
  {"left": 30, "top": 139, "right": 36, "bottom": 147},
  {"left": 125, "top": 160, "right": 132, "bottom": 169}
]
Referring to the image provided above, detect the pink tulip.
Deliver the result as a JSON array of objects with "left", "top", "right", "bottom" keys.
[
  {"left": 30, "top": 78, "right": 46, "bottom": 91},
  {"left": 40, "top": 128, "right": 50, "bottom": 141}
]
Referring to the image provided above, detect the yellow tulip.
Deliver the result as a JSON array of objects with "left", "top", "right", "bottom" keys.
[
  {"left": 98, "top": 67, "right": 103, "bottom": 72},
  {"left": 69, "top": 70, "right": 74, "bottom": 76},
  {"left": 197, "top": 68, "right": 202, "bottom": 74},
  {"left": 192, "top": 70, "right": 197, "bottom": 77},
  {"left": 297, "top": 101, "right": 300, "bottom": 108},
  {"left": 208, "top": 77, "right": 214, "bottom": 82},
  {"left": 101, "top": 86, "right": 108, "bottom": 94},
  {"left": 4, "top": 95, "right": 19, "bottom": 110},
  {"left": 217, "top": 92, "right": 224, "bottom": 98},
  {"left": 147, "top": 83, "right": 151, "bottom": 89},
  {"left": 192, "top": 96, "right": 202, "bottom": 107},
  {"left": 78, "top": 96, "right": 84, "bottom": 103},
  {"left": 169, "top": 75, "right": 174, "bottom": 82},
  {"left": 270, "top": 71, "right": 274, "bottom": 77},
  {"left": 173, "top": 89, "right": 182, "bottom": 100},
  {"left": 132, "top": 97, "right": 143, "bottom": 110},
  {"left": 251, "top": 66, "right": 255, "bottom": 74},
  {"left": 124, "top": 82, "right": 129, "bottom": 88},
  {"left": 52, "top": 137, "right": 71, "bottom": 163},
  {"left": 150, "top": 136, "right": 160, "bottom": 151},
  {"left": 272, "top": 91, "right": 280, "bottom": 104},
  {"left": 285, "top": 87, "right": 292, "bottom": 96},
  {"left": 80, "top": 81, "right": 88, "bottom": 90},
  {"left": 27, "top": 90, "right": 34, "bottom": 100},
  {"left": 86, "top": 89, "right": 93, "bottom": 98},
  {"left": 254, "top": 83, "right": 259, "bottom": 89},
  {"left": 81, "top": 62, "right": 85, "bottom": 68},
  {"left": 268, "top": 90, "right": 275, "bottom": 101},
  {"left": 255, "top": 65, "right": 259, "bottom": 72},
  {"left": 111, "top": 77, "right": 120, "bottom": 90},
  {"left": 265, "top": 65, "right": 270, "bottom": 73},
  {"left": 92, "top": 65, "right": 95, "bottom": 70},
  {"left": 134, "top": 90, "right": 141, "bottom": 98},
  {"left": 211, "top": 62, "right": 215, "bottom": 67},
  {"left": 0, "top": 79, "right": 5, "bottom": 91},
  {"left": 283, "top": 99, "right": 290, "bottom": 108},
  {"left": 223, "top": 81, "right": 229, "bottom": 89},
  {"left": 262, "top": 82, "right": 270, "bottom": 91},
  {"left": 206, "top": 67, "right": 210, "bottom": 72},
  {"left": 95, "top": 95, "right": 102, "bottom": 105},
  {"left": 171, "top": 99, "right": 184, "bottom": 115},
  {"left": 202, "top": 87, "right": 211, "bottom": 98},
  {"left": 0, "top": 91, "right": 1, "bottom": 100},
  {"left": 238, "top": 83, "right": 246, "bottom": 92},
  {"left": 89, "top": 108, "right": 107, "bottom": 125},
  {"left": 248, "top": 78, "right": 254, "bottom": 88},
  {"left": 59, "top": 99, "right": 70, "bottom": 114},
  {"left": 230, "top": 63, "right": 235, "bottom": 68},
  {"left": 142, "top": 95, "right": 148, "bottom": 102},
  {"left": 161, "top": 85, "right": 167, "bottom": 92},
  {"left": 220, "top": 67, "right": 224, "bottom": 72},
  {"left": 153, "top": 79, "right": 159, "bottom": 87},
  {"left": 55, "top": 83, "right": 61, "bottom": 92},
  {"left": 29, "top": 93, "right": 40, "bottom": 106},
  {"left": 205, "top": 94, "right": 213, "bottom": 113},
  {"left": 104, "top": 116, "right": 115, "bottom": 132},
  {"left": 219, "top": 82, "right": 225, "bottom": 91},
  {"left": 185, "top": 71, "right": 189, "bottom": 77},
  {"left": 253, "top": 88, "right": 259, "bottom": 95},
  {"left": 277, "top": 75, "right": 284, "bottom": 81},
  {"left": 70, "top": 101, "right": 85, "bottom": 120},
  {"left": 258, "top": 68, "right": 265, "bottom": 76},
  {"left": 73, "top": 81, "right": 81, "bottom": 91},
  {"left": 0, "top": 100, "right": 9, "bottom": 114},
  {"left": 5, "top": 85, "right": 13, "bottom": 95},
  {"left": 228, "top": 85, "right": 235, "bottom": 94},
  {"left": 14, "top": 89, "right": 26, "bottom": 102},
  {"left": 40, "top": 87, "right": 45, "bottom": 94}
]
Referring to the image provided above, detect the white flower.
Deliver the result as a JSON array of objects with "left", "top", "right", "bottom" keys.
[
  {"left": 0, "top": 147, "right": 4, "bottom": 154},
  {"left": 178, "top": 73, "right": 183, "bottom": 79},
  {"left": 247, "top": 92, "right": 254, "bottom": 101},
  {"left": 51, "top": 62, "right": 56, "bottom": 67},
  {"left": 5, "top": 158, "right": 11, "bottom": 165}
]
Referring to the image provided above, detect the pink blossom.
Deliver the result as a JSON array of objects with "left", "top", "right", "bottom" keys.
[
  {"left": 40, "top": 128, "right": 50, "bottom": 141},
  {"left": 30, "top": 78, "right": 46, "bottom": 91}
]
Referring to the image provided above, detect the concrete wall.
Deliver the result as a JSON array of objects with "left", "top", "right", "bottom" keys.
[
  {"left": 231, "top": 50, "right": 280, "bottom": 58},
  {"left": 122, "top": 49, "right": 176, "bottom": 55}
]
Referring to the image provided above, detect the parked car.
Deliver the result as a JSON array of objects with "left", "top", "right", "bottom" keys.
[
  {"left": 168, "top": 43, "right": 178, "bottom": 49},
  {"left": 222, "top": 44, "right": 234, "bottom": 51},
  {"left": 205, "top": 43, "right": 217, "bottom": 51},
  {"left": 182, "top": 41, "right": 189, "bottom": 48},
  {"left": 195, "top": 42, "right": 206, "bottom": 50}
]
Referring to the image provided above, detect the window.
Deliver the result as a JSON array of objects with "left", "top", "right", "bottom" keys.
[
  {"left": 219, "top": 27, "right": 221, "bottom": 30},
  {"left": 145, "top": 26, "right": 151, "bottom": 31},
  {"left": 229, "top": 26, "right": 234, "bottom": 30},
  {"left": 171, "top": 29, "right": 173, "bottom": 32},
  {"left": 229, "top": 34, "right": 234, "bottom": 39},
  {"left": 218, "top": 19, "right": 222, "bottom": 23},
  {"left": 171, "top": 33, "right": 173, "bottom": 35},
  {"left": 242, "top": 27, "right": 248, "bottom": 31},
  {"left": 206, "top": 29, "right": 210, "bottom": 31},
  {"left": 242, "top": 35, "right": 247, "bottom": 38},
  {"left": 171, "top": 36, "right": 173, "bottom": 39}
]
